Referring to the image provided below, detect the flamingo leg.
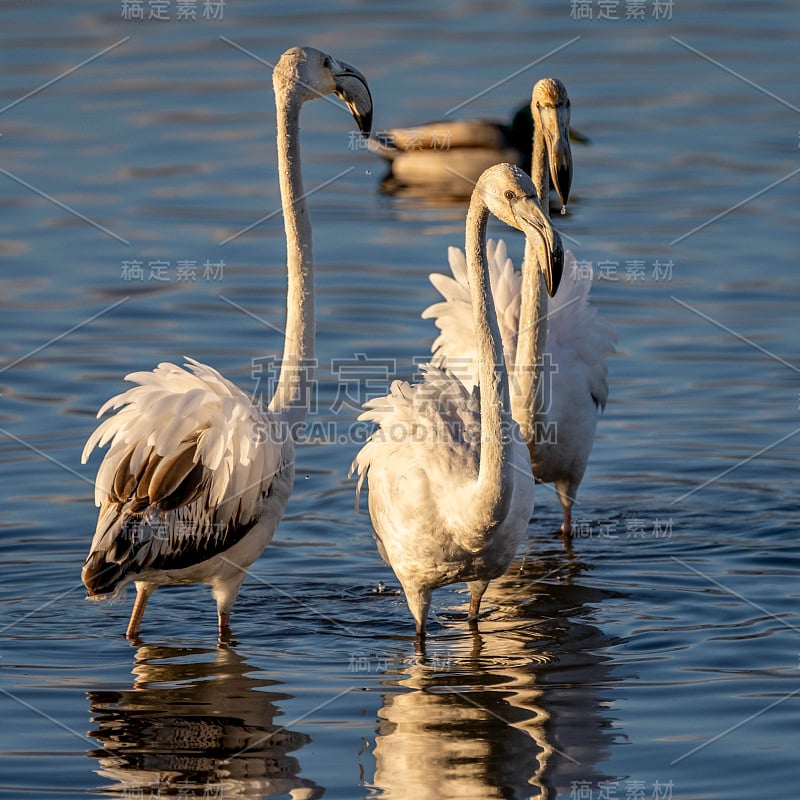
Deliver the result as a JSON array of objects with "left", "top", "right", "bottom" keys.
[
  {"left": 468, "top": 595, "right": 482, "bottom": 620},
  {"left": 561, "top": 503, "right": 572, "bottom": 535},
  {"left": 126, "top": 585, "right": 152, "bottom": 639},
  {"left": 467, "top": 579, "right": 489, "bottom": 622},
  {"left": 218, "top": 610, "right": 232, "bottom": 640}
]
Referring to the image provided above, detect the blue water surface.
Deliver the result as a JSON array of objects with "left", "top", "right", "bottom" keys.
[{"left": 1, "top": 2, "right": 798, "bottom": 798}]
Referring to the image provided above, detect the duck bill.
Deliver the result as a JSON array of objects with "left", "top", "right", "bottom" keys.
[{"left": 334, "top": 62, "right": 373, "bottom": 137}]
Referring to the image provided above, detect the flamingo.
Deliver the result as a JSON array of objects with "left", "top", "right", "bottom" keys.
[
  {"left": 423, "top": 78, "right": 616, "bottom": 534},
  {"left": 80, "top": 46, "right": 372, "bottom": 639},
  {"left": 351, "top": 163, "right": 563, "bottom": 638}
]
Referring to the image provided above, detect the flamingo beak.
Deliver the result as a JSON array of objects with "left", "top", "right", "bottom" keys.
[
  {"left": 515, "top": 195, "right": 564, "bottom": 297},
  {"left": 549, "top": 134, "right": 572, "bottom": 211},
  {"left": 538, "top": 100, "right": 573, "bottom": 211},
  {"left": 334, "top": 62, "right": 373, "bottom": 137},
  {"left": 548, "top": 230, "right": 565, "bottom": 297}
]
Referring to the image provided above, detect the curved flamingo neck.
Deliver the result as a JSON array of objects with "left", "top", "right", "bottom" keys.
[
  {"left": 531, "top": 118, "right": 549, "bottom": 213},
  {"left": 268, "top": 87, "right": 315, "bottom": 427},
  {"left": 464, "top": 190, "right": 515, "bottom": 515},
  {"left": 512, "top": 116, "right": 550, "bottom": 445},
  {"left": 513, "top": 245, "right": 548, "bottom": 443}
]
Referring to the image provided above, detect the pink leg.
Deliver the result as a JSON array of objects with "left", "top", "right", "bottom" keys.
[
  {"left": 218, "top": 610, "right": 232, "bottom": 640},
  {"left": 468, "top": 595, "right": 482, "bottom": 620},
  {"left": 561, "top": 503, "right": 572, "bottom": 535},
  {"left": 405, "top": 586, "right": 431, "bottom": 642},
  {"left": 126, "top": 587, "right": 151, "bottom": 639},
  {"left": 467, "top": 579, "right": 489, "bottom": 622}
]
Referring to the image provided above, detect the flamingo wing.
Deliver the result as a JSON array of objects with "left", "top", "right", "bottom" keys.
[
  {"left": 422, "top": 239, "right": 521, "bottom": 389},
  {"left": 81, "top": 359, "right": 288, "bottom": 596},
  {"left": 545, "top": 251, "right": 617, "bottom": 411},
  {"left": 352, "top": 363, "right": 480, "bottom": 499}
]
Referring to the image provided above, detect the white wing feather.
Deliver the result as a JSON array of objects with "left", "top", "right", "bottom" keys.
[
  {"left": 81, "top": 359, "right": 290, "bottom": 595},
  {"left": 422, "top": 241, "right": 616, "bottom": 407},
  {"left": 422, "top": 240, "right": 616, "bottom": 508},
  {"left": 546, "top": 253, "right": 617, "bottom": 410},
  {"left": 352, "top": 363, "right": 481, "bottom": 507},
  {"left": 84, "top": 358, "right": 281, "bottom": 526},
  {"left": 422, "top": 240, "right": 521, "bottom": 388}
]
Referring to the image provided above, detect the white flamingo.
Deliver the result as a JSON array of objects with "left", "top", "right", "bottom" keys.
[
  {"left": 351, "top": 164, "right": 563, "bottom": 638},
  {"left": 423, "top": 78, "right": 616, "bottom": 534},
  {"left": 80, "top": 46, "right": 372, "bottom": 639}
]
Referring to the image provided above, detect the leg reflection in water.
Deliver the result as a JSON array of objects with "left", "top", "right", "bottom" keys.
[
  {"left": 86, "top": 643, "right": 322, "bottom": 799},
  {"left": 369, "top": 539, "right": 626, "bottom": 799}
]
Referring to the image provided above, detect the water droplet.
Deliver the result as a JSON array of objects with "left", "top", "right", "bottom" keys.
[
  {"left": 365, "top": 169, "right": 371, "bottom": 176},
  {"left": 560, "top": 205, "right": 567, "bottom": 216},
  {"left": 304, "top": 474, "right": 310, "bottom": 480}
]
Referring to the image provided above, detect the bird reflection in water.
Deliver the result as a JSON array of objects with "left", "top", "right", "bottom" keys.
[
  {"left": 369, "top": 539, "right": 624, "bottom": 799},
  {"left": 86, "top": 644, "right": 322, "bottom": 799}
]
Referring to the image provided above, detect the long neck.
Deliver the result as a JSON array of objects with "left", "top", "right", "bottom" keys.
[
  {"left": 531, "top": 118, "right": 549, "bottom": 212},
  {"left": 268, "top": 88, "right": 315, "bottom": 426},
  {"left": 465, "top": 197, "right": 515, "bottom": 514},
  {"left": 512, "top": 119, "right": 550, "bottom": 445},
  {"left": 513, "top": 241, "right": 549, "bottom": 442}
]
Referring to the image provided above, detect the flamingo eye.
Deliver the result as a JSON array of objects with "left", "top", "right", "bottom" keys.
[{"left": 504, "top": 190, "right": 515, "bottom": 201}]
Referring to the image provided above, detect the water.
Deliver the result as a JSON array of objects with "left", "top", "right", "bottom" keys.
[{"left": 1, "top": 1, "right": 799, "bottom": 797}]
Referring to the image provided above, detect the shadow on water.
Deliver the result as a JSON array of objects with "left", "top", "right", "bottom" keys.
[
  {"left": 85, "top": 643, "right": 322, "bottom": 799},
  {"left": 367, "top": 539, "right": 627, "bottom": 799}
]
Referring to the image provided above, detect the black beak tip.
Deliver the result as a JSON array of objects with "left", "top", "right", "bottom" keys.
[
  {"left": 358, "top": 106, "right": 373, "bottom": 138},
  {"left": 556, "top": 163, "right": 572, "bottom": 208},
  {"left": 335, "top": 65, "right": 373, "bottom": 139},
  {"left": 549, "top": 241, "right": 564, "bottom": 297}
]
